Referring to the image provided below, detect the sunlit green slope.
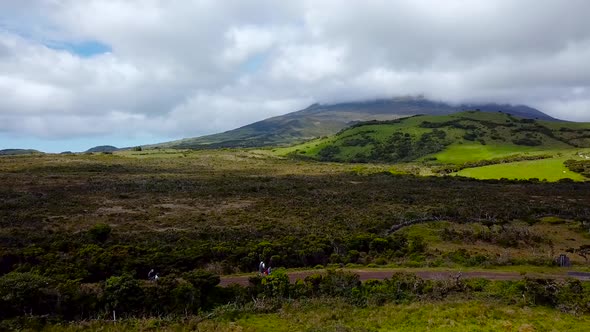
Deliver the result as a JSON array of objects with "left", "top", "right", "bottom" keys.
[{"left": 285, "top": 111, "right": 590, "bottom": 164}]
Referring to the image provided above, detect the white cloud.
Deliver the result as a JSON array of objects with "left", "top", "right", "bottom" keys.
[
  {"left": 536, "top": 97, "right": 590, "bottom": 122},
  {"left": 0, "top": 76, "right": 72, "bottom": 113},
  {"left": 270, "top": 44, "right": 348, "bottom": 82},
  {"left": 162, "top": 92, "right": 308, "bottom": 137},
  {"left": 222, "top": 25, "right": 276, "bottom": 65},
  {"left": 0, "top": 0, "right": 590, "bottom": 147}
]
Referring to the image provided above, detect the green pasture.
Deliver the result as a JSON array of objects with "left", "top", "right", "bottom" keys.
[
  {"left": 456, "top": 156, "right": 586, "bottom": 181},
  {"left": 228, "top": 301, "right": 590, "bottom": 332},
  {"left": 432, "top": 143, "right": 543, "bottom": 164},
  {"left": 273, "top": 136, "right": 334, "bottom": 156}
]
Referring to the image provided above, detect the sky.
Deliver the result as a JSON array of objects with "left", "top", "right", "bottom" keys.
[{"left": 1, "top": 0, "right": 590, "bottom": 152}]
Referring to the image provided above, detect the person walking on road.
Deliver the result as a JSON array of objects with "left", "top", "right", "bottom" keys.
[{"left": 259, "top": 260, "right": 265, "bottom": 276}]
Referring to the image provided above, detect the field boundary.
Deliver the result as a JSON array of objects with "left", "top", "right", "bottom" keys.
[{"left": 219, "top": 269, "right": 581, "bottom": 287}]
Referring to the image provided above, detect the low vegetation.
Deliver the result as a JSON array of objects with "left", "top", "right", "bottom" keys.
[
  {"left": 7, "top": 271, "right": 590, "bottom": 330},
  {"left": 566, "top": 159, "right": 590, "bottom": 178},
  {"left": 2, "top": 149, "right": 590, "bottom": 328},
  {"left": 39, "top": 301, "right": 590, "bottom": 331}
]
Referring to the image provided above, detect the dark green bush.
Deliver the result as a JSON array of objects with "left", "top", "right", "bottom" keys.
[
  {"left": 0, "top": 272, "right": 54, "bottom": 319},
  {"left": 88, "top": 223, "right": 112, "bottom": 243},
  {"left": 104, "top": 274, "right": 144, "bottom": 316}
]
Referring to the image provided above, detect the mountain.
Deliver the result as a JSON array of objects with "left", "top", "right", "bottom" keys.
[
  {"left": 85, "top": 145, "right": 119, "bottom": 153},
  {"left": 286, "top": 111, "right": 590, "bottom": 164},
  {"left": 152, "top": 97, "right": 558, "bottom": 149},
  {"left": 0, "top": 149, "right": 43, "bottom": 156}
]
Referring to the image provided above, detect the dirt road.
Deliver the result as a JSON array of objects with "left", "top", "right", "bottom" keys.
[{"left": 219, "top": 269, "right": 590, "bottom": 287}]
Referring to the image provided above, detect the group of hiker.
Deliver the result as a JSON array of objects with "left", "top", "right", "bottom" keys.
[
  {"left": 148, "top": 269, "right": 159, "bottom": 281},
  {"left": 147, "top": 257, "right": 273, "bottom": 282}
]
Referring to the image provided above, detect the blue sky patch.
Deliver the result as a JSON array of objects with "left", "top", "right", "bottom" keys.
[
  {"left": 0, "top": 24, "right": 112, "bottom": 57},
  {"left": 240, "top": 53, "right": 268, "bottom": 73},
  {"left": 0, "top": 134, "right": 174, "bottom": 153},
  {"left": 48, "top": 40, "right": 112, "bottom": 57}
]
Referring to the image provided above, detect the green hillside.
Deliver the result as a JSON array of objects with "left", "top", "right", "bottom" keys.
[
  {"left": 0, "top": 149, "right": 43, "bottom": 156},
  {"left": 85, "top": 145, "right": 119, "bottom": 153},
  {"left": 282, "top": 111, "right": 590, "bottom": 181},
  {"left": 150, "top": 98, "right": 556, "bottom": 149}
]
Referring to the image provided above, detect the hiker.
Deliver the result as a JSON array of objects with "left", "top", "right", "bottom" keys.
[
  {"left": 259, "top": 260, "right": 265, "bottom": 275},
  {"left": 266, "top": 257, "right": 272, "bottom": 275}
]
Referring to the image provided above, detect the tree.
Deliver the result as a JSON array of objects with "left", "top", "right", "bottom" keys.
[
  {"left": 182, "top": 270, "right": 220, "bottom": 310},
  {"left": 104, "top": 275, "right": 144, "bottom": 316},
  {"left": 88, "top": 223, "right": 112, "bottom": 243},
  {"left": 369, "top": 238, "right": 389, "bottom": 253},
  {"left": 318, "top": 146, "right": 341, "bottom": 161},
  {"left": 172, "top": 281, "right": 198, "bottom": 316},
  {"left": 409, "top": 236, "right": 427, "bottom": 253},
  {"left": 0, "top": 272, "right": 53, "bottom": 318},
  {"left": 261, "top": 270, "right": 290, "bottom": 298}
]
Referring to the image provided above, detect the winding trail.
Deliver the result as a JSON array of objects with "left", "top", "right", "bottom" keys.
[{"left": 220, "top": 269, "right": 590, "bottom": 287}]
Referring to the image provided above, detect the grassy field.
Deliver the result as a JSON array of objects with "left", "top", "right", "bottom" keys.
[
  {"left": 433, "top": 143, "right": 543, "bottom": 164},
  {"left": 41, "top": 300, "right": 590, "bottom": 331},
  {"left": 456, "top": 155, "right": 586, "bottom": 181},
  {"left": 209, "top": 301, "right": 590, "bottom": 332}
]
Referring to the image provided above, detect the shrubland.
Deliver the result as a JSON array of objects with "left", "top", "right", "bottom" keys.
[
  {"left": 566, "top": 159, "right": 590, "bottom": 178},
  {"left": 2, "top": 150, "right": 590, "bottom": 328},
  {"left": 5, "top": 270, "right": 590, "bottom": 330}
]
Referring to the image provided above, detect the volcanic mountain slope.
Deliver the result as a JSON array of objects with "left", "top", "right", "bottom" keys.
[{"left": 152, "top": 98, "right": 557, "bottom": 149}]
